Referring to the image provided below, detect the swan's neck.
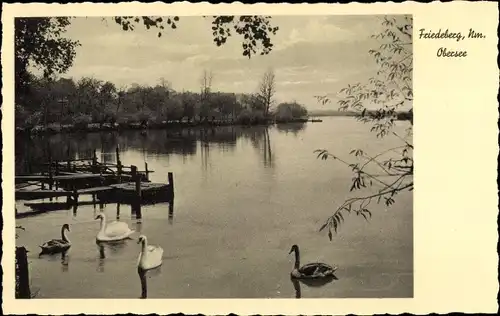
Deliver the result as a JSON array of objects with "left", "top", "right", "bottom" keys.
[
  {"left": 99, "top": 217, "right": 107, "bottom": 233},
  {"left": 293, "top": 248, "right": 300, "bottom": 269},
  {"left": 61, "top": 227, "right": 70, "bottom": 243},
  {"left": 140, "top": 240, "right": 149, "bottom": 260}
]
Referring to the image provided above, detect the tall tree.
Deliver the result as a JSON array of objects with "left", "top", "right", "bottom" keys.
[
  {"left": 15, "top": 18, "right": 80, "bottom": 104},
  {"left": 257, "top": 68, "right": 276, "bottom": 117},
  {"left": 315, "top": 15, "right": 413, "bottom": 240},
  {"left": 199, "top": 70, "right": 214, "bottom": 120}
]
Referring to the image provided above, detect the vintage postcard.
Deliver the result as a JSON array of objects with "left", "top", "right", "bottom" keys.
[{"left": 1, "top": 1, "right": 498, "bottom": 315}]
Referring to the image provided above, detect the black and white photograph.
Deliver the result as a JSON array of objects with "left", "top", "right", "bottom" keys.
[{"left": 12, "top": 13, "right": 415, "bottom": 299}]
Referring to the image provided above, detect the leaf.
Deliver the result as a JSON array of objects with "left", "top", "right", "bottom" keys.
[
  {"left": 319, "top": 222, "right": 328, "bottom": 232},
  {"left": 328, "top": 229, "right": 333, "bottom": 241},
  {"left": 360, "top": 212, "right": 368, "bottom": 221},
  {"left": 349, "top": 182, "right": 356, "bottom": 192},
  {"left": 337, "top": 212, "right": 344, "bottom": 223}
]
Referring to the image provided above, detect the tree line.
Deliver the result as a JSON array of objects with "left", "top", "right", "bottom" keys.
[{"left": 15, "top": 68, "right": 309, "bottom": 132}]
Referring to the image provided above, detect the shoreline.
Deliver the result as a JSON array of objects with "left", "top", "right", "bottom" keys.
[{"left": 16, "top": 117, "right": 320, "bottom": 137}]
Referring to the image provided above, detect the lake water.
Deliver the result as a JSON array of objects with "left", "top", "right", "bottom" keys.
[{"left": 15, "top": 117, "right": 413, "bottom": 299}]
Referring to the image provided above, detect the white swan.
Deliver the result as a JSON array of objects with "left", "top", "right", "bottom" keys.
[
  {"left": 95, "top": 213, "right": 135, "bottom": 242},
  {"left": 137, "top": 235, "right": 163, "bottom": 271}
]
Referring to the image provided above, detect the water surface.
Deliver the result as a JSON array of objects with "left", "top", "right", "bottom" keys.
[{"left": 15, "top": 117, "right": 413, "bottom": 298}]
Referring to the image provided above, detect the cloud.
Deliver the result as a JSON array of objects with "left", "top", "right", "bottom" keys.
[
  {"left": 59, "top": 15, "right": 405, "bottom": 109},
  {"left": 277, "top": 16, "right": 357, "bottom": 50}
]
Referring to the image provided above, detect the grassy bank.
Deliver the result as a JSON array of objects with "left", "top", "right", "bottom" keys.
[{"left": 16, "top": 117, "right": 314, "bottom": 136}]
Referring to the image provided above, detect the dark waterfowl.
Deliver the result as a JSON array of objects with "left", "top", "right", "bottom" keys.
[
  {"left": 289, "top": 244, "right": 337, "bottom": 279},
  {"left": 39, "top": 224, "right": 71, "bottom": 255}
]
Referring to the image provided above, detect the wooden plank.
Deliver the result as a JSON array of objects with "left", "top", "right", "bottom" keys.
[
  {"left": 15, "top": 173, "right": 113, "bottom": 181},
  {"left": 53, "top": 174, "right": 113, "bottom": 180},
  {"left": 111, "top": 182, "right": 169, "bottom": 192},
  {"left": 15, "top": 182, "right": 41, "bottom": 189},
  {"left": 77, "top": 186, "right": 115, "bottom": 194},
  {"left": 15, "top": 189, "right": 72, "bottom": 199},
  {"left": 23, "top": 200, "right": 97, "bottom": 212},
  {"left": 16, "top": 175, "right": 50, "bottom": 181}
]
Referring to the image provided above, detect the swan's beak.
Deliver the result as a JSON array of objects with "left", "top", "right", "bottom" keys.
[
  {"left": 288, "top": 249, "right": 293, "bottom": 254},
  {"left": 94, "top": 216, "right": 100, "bottom": 220},
  {"left": 137, "top": 239, "right": 141, "bottom": 244}
]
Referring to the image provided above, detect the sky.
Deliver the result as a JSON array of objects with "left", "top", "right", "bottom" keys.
[{"left": 60, "top": 15, "right": 396, "bottom": 110}]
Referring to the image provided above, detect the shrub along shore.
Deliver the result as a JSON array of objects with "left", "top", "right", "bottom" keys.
[{"left": 16, "top": 116, "right": 314, "bottom": 136}]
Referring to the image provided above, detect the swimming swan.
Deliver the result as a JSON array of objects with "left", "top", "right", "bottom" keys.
[
  {"left": 137, "top": 235, "right": 164, "bottom": 272},
  {"left": 95, "top": 213, "right": 135, "bottom": 242},
  {"left": 39, "top": 224, "right": 71, "bottom": 255},
  {"left": 289, "top": 244, "right": 337, "bottom": 279}
]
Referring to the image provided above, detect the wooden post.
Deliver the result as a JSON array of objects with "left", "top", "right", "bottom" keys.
[
  {"left": 72, "top": 186, "right": 78, "bottom": 206},
  {"left": 67, "top": 160, "right": 71, "bottom": 173},
  {"left": 131, "top": 165, "right": 142, "bottom": 219},
  {"left": 131, "top": 165, "right": 137, "bottom": 181},
  {"left": 92, "top": 149, "right": 98, "bottom": 174},
  {"left": 144, "top": 162, "right": 149, "bottom": 181},
  {"left": 15, "top": 246, "right": 31, "bottom": 299},
  {"left": 168, "top": 172, "right": 174, "bottom": 200},
  {"left": 54, "top": 161, "right": 59, "bottom": 191},
  {"left": 48, "top": 165, "right": 54, "bottom": 202},
  {"left": 116, "top": 146, "right": 122, "bottom": 184},
  {"left": 48, "top": 165, "right": 53, "bottom": 189},
  {"left": 47, "top": 144, "right": 53, "bottom": 173}
]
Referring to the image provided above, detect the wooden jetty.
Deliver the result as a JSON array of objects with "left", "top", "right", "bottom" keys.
[{"left": 15, "top": 146, "right": 174, "bottom": 218}]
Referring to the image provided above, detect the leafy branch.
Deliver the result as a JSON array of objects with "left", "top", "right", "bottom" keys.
[
  {"left": 315, "top": 15, "right": 413, "bottom": 239},
  {"left": 315, "top": 138, "right": 413, "bottom": 238},
  {"left": 109, "top": 15, "right": 279, "bottom": 58}
]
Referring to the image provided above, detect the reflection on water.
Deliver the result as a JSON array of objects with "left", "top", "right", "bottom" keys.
[
  {"left": 61, "top": 251, "right": 69, "bottom": 273},
  {"left": 138, "top": 269, "right": 147, "bottom": 299},
  {"left": 15, "top": 124, "right": 306, "bottom": 175},
  {"left": 96, "top": 241, "right": 130, "bottom": 273},
  {"left": 39, "top": 250, "right": 71, "bottom": 273},
  {"left": 97, "top": 244, "right": 105, "bottom": 273},
  {"left": 168, "top": 202, "right": 174, "bottom": 225},
  {"left": 292, "top": 278, "right": 301, "bottom": 298},
  {"left": 138, "top": 264, "right": 163, "bottom": 299},
  {"left": 291, "top": 275, "right": 338, "bottom": 299},
  {"left": 134, "top": 220, "right": 143, "bottom": 234},
  {"left": 116, "top": 204, "right": 121, "bottom": 220}
]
